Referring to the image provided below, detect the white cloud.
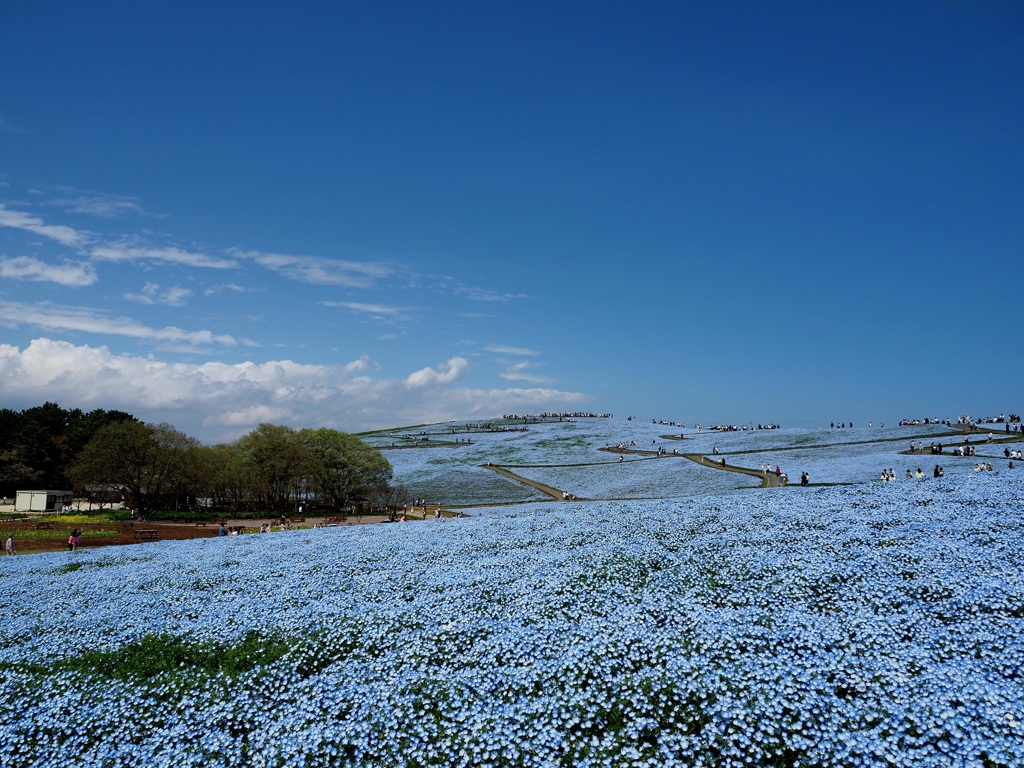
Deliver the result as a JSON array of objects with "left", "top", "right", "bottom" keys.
[
  {"left": 404, "top": 357, "right": 469, "bottom": 388},
  {"left": 163, "top": 287, "right": 194, "bottom": 305},
  {"left": 205, "top": 283, "right": 251, "bottom": 296},
  {"left": 344, "top": 355, "right": 377, "bottom": 373},
  {"left": 324, "top": 301, "right": 409, "bottom": 319},
  {"left": 0, "top": 301, "right": 236, "bottom": 347},
  {"left": 484, "top": 345, "right": 549, "bottom": 382},
  {"left": 0, "top": 256, "right": 97, "bottom": 286},
  {"left": 0, "top": 340, "right": 590, "bottom": 442},
  {"left": 0, "top": 204, "right": 85, "bottom": 247},
  {"left": 499, "top": 360, "right": 553, "bottom": 384},
  {"left": 235, "top": 249, "right": 392, "bottom": 287},
  {"left": 125, "top": 283, "right": 193, "bottom": 306},
  {"left": 48, "top": 187, "right": 151, "bottom": 218},
  {"left": 90, "top": 243, "right": 237, "bottom": 269},
  {"left": 455, "top": 285, "right": 528, "bottom": 302},
  {"left": 484, "top": 344, "right": 540, "bottom": 356}
]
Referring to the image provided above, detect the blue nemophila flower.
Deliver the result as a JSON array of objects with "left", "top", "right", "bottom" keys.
[{"left": 2, "top": 471, "right": 1023, "bottom": 766}]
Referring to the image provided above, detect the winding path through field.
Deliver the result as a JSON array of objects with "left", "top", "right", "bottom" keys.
[
  {"left": 484, "top": 448, "right": 783, "bottom": 498},
  {"left": 472, "top": 419, "right": 1024, "bottom": 503},
  {"left": 680, "top": 453, "right": 784, "bottom": 487},
  {"left": 482, "top": 464, "right": 583, "bottom": 500}
]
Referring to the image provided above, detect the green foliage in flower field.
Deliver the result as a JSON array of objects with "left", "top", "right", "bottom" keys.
[{"left": 17, "top": 631, "right": 295, "bottom": 684}]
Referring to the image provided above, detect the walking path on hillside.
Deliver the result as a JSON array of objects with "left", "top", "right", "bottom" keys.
[
  {"left": 482, "top": 464, "right": 582, "bottom": 501},
  {"left": 378, "top": 439, "right": 470, "bottom": 450},
  {"left": 402, "top": 422, "right": 1023, "bottom": 510},
  {"left": 681, "top": 454, "right": 785, "bottom": 487},
  {"left": 663, "top": 427, "right": 1023, "bottom": 460},
  {"left": 487, "top": 448, "right": 783, "bottom": 497},
  {"left": 945, "top": 421, "right": 1021, "bottom": 435}
]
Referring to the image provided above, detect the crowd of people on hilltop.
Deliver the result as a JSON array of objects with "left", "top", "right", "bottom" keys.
[
  {"left": 898, "top": 414, "right": 1022, "bottom": 431},
  {"left": 503, "top": 412, "right": 612, "bottom": 421},
  {"left": 641, "top": 420, "right": 780, "bottom": 432},
  {"left": 702, "top": 423, "right": 779, "bottom": 432},
  {"left": 973, "top": 413, "right": 1021, "bottom": 426}
]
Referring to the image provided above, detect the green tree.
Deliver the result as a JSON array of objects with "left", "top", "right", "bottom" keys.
[
  {"left": 299, "top": 428, "right": 392, "bottom": 511},
  {"left": 66, "top": 408, "right": 137, "bottom": 455},
  {"left": 234, "top": 424, "right": 311, "bottom": 512},
  {"left": 196, "top": 443, "right": 252, "bottom": 512},
  {"left": 69, "top": 421, "right": 199, "bottom": 518},
  {"left": 9, "top": 402, "right": 73, "bottom": 490},
  {"left": 0, "top": 404, "right": 138, "bottom": 497}
]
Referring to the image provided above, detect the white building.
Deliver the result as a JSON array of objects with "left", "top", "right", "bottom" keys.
[{"left": 15, "top": 490, "right": 73, "bottom": 513}]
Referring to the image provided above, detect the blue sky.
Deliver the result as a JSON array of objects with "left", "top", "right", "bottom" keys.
[{"left": 1, "top": 1, "right": 1021, "bottom": 442}]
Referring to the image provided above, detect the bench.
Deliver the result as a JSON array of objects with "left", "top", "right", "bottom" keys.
[
  {"left": 135, "top": 529, "right": 160, "bottom": 541},
  {"left": 34, "top": 521, "right": 55, "bottom": 530}
]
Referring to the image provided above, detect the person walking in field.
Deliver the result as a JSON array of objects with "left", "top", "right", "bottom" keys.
[{"left": 5, "top": 536, "right": 14, "bottom": 555}]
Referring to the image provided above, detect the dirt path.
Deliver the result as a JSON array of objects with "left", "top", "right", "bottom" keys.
[
  {"left": 0, "top": 512, "right": 454, "bottom": 556},
  {"left": 943, "top": 422, "right": 1023, "bottom": 442},
  {"left": 483, "top": 464, "right": 580, "bottom": 500},
  {"left": 681, "top": 454, "right": 784, "bottom": 487},
  {"left": 487, "top": 448, "right": 785, "bottom": 496}
]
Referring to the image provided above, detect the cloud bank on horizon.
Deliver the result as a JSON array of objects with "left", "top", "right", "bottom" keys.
[
  {"left": 0, "top": 191, "right": 591, "bottom": 441},
  {"left": 0, "top": 2, "right": 1020, "bottom": 441},
  {"left": 0, "top": 339, "right": 587, "bottom": 441}
]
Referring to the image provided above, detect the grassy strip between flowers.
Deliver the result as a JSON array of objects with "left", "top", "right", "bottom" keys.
[{"left": 7, "top": 629, "right": 384, "bottom": 687}]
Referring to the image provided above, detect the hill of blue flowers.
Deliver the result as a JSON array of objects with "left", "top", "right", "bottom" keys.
[{"left": 2, "top": 441, "right": 1022, "bottom": 767}]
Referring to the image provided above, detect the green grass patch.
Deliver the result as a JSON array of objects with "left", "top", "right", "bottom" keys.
[{"left": 22, "top": 631, "right": 296, "bottom": 683}]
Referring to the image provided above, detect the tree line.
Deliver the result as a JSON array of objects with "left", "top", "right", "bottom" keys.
[{"left": 1, "top": 404, "right": 395, "bottom": 517}]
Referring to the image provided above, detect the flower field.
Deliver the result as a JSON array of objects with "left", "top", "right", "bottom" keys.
[
  {"left": 375, "top": 419, "right": 1006, "bottom": 505},
  {"left": 2, "top": 461, "right": 1022, "bottom": 766}
]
